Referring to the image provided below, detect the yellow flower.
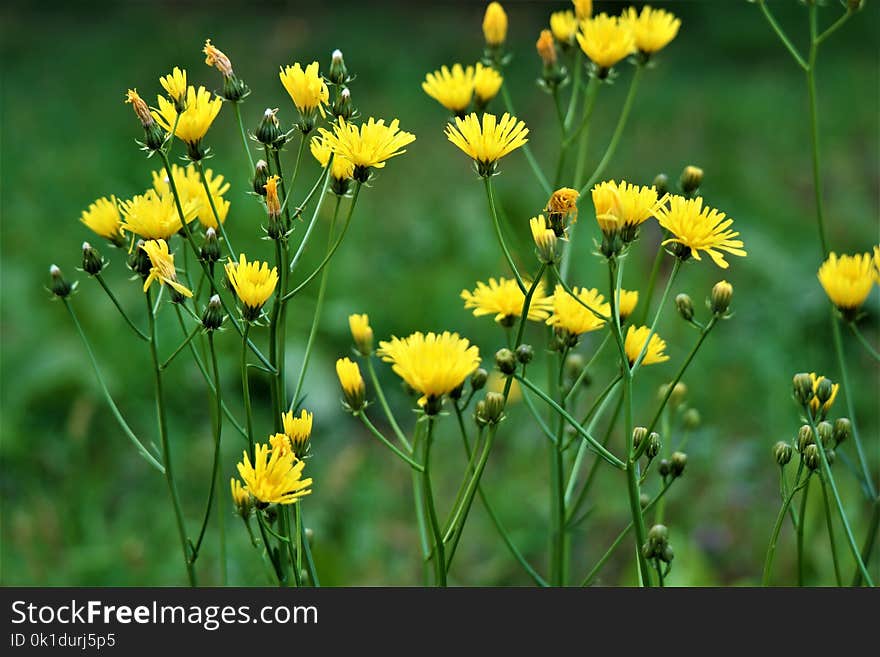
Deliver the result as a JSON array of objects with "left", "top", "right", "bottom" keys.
[
  {"left": 281, "top": 409, "right": 313, "bottom": 457},
  {"left": 377, "top": 331, "right": 480, "bottom": 410},
  {"left": 230, "top": 478, "right": 251, "bottom": 516},
  {"left": 655, "top": 195, "right": 746, "bottom": 269},
  {"left": 125, "top": 89, "right": 153, "bottom": 127},
  {"left": 530, "top": 215, "right": 559, "bottom": 263},
  {"left": 809, "top": 373, "right": 839, "bottom": 417},
  {"left": 151, "top": 163, "right": 230, "bottom": 229},
  {"left": 577, "top": 13, "right": 635, "bottom": 70},
  {"left": 550, "top": 10, "right": 578, "bottom": 44},
  {"left": 461, "top": 277, "right": 553, "bottom": 325},
  {"left": 349, "top": 313, "right": 374, "bottom": 355},
  {"left": 617, "top": 289, "right": 639, "bottom": 323},
  {"left": 264, "top": 175, "right": 281, "bottom": 219},
  {"left": 591, "top": 180, "right": 664, "bottom": 238},
  {"left": 483, "top": 2, "right": 508, "bottom": 46},
  {"left": 474, "top": 63, "right": 503, "bottom": 106},
  {"left": 817, "top": 252, "right": 875, "bottom": 317},
  {"left": 547, "top": 187, "right": 580, "bottom": 223},
  {"left": 279, "top": 62, "right": 329, "bottom": 122},
  {"left": 152, "top": 86, "right": 222, "bottom": 157},
  {"left": 318, "top": 117, "right": 416, "bottom": 182},
  {"left": 546, "top": 284, "right": 609, "bottom": 337},
  {"left": 80, "top": 196, "right": 124, "bottom": 246},
  {"left": 160, "top": 67, "right": 187, "bottom": 107},
  {"left": 445, "top": 112, "right": 529, "bottom": 176},
  {"left": 140, "top": 239, "right": 192, "bottom": 299},
  {"left": 236, "top": 443, "right": 312, "bottom": 505},
  {"left": 621, "top": 5, "right": 681, "bottom": 55},
  {"left": 422, "top": 64, "right": 475, "bottom": 114},
  {"left": 572, "top": 0, "right": 592, "bottom": 20},
  {"left": 119, "top": 190, "right": 197, "bottom": 241},
  {"left": 310, "top": 134, "right": 356, "bottom": 182},
  {"left": 624, "top": 325, "right": 669, "bottom": 366},
  {"left": 537, "top": 30, "right": 558, "bottom": 66},
  {"left": 203, "top": 39, "right": 233, "bottom": 77},
  {"left": 225, "top": 254, "right": 278, "bottom": 321},
  {"left": 336, "top": 357, "right": 366, "bottom": 411}
]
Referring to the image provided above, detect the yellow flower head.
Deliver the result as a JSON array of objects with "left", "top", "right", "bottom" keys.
[
  {"left": 264, "top": 175, "right": 281, "bottom": 218},
  {"left": 547, "top": 187, "right": 580, "bottom": 223},
  {"left": 591, "top": 180, "right": 664, "bottom": 239},
  {"left": 125, "top": 89, "right": 153, "bottom": 127},
  {"left": 225, "top": 254, "right": 278, "bottom": 321},
  {"left": 318, "top": 117, "right": 416, "bottom": 182},
  {"left": 160, "top": 67, "right": 188, "bottom": 107},
  {"left": 281, "top": 409, "right": 313, "bottom": 457},
  {"left": 377, "top": 331, "right": 480, "bottom": 411},
  {"left": 809, "top": 373, "right": 839, "bottom": 417},
  {"left": 203, "top": 39, "right": 233, "bottom": 77},
  {"left": 483, "top": 2, "right": 508, "bottom": 46},
  {"left": 230, "top": 478, "right": 251, "bottom": 516},
  {"left": 537, "top": 30, "right": 558, "bottom": 67},
  {"left": 461, "top": 277, "right": 553, "bottom": 326},
  {"left": 617, "top": 289, "right": 639, "bottom": 323},
  {"left": 349, "top": 313, "right": 374, "bottom": 355},
  {"left": 309, "top": 134, "right": 355, "bottom": 182},
  {"left": 577, "top": 13, "right": 635, "bottom": 70},
  {"left": 572, "top": 0, "right": 593, "bottom": 20},
  {"left": 445, "top": 112, "right": 529, "bottom": 176},
  {"left": 280, "top": 62, "right": 329, "bottom": 121},
  {"left": 119, "top": 189, "right": 197, "bottom": 241},
  {"left": 817, "top": 252, "right": 875, "bottom": 317},
  {"left": 422, "top": 64, "right": 475, "bottom": 114},
  {"left": 656, "top": 195, "right": 746, "bottom": 269},
  {"left": 625, "top": 325, "right": 669, "bottom": 366},
  {"left": 546, "top": 284, "right": 609, "bottom": 338},
  {"left": 336, "top": 357, "right": 366, "bottom": 411},
  {"left": 140, "top": 239, "right": 193, "bottom": 299},
  {"left": 80, "top": 196, "right": 124, "bottom": 246},
  {"left": 621, "top": 5, "right": 681, "bottom": 55},
  {"left": 530, "top": 215, "right": 559, "bottom": 264},
  {"left": 874, "top": 245, "right": 880, "bottom": 283},
  {"left": 153, "top": 86, "right": 223, "bottom": 155},
  {"left": 550, "top": 10, "right": 578, "bottom": 45},
  {"left": 474, "top": 63, "right": 503, "bottom": 105},
  {"left": 236, "top": 443, "right": 312, "bottom": 505},
  {"left": 151, "top": 163, "right": 230, "bottom": 229}
]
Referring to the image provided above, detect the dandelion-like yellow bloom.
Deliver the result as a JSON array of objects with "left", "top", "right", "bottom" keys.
[
  {"left": 461, "top": 278, "right": 553, "bottom": 325},
  {"left": 547, "top": 187, "right": 580, "bottom": 223},
  {"left": 151, "top": 163, "right": 230, "bottom": 229},
  {"left": 125, "top": 89, "right": 153, "bottom": 127},
  {"left": 577, "top": 13, "right": 635, "bottom": 70},
  {"left": 617, "top": 289, "right": 639, "bottom": 323},
  {"left": 140, "top": 239, "right": 192, "bottom": 299},
  {"left": 160, "top": 67, "right": 187, "bottom": 106},
  {"left": 236, "top": 443, "right": 312, "bottom": 505},
  {"left": 80, "top": 196, "right": 124, "bottom": 245},
  {"left": 550, "top": 10, "right": 578, "bottom": 44},
  {"left": 817, "top": 252, "right": 875, "bottom": 316},
  {"left": 281, "top": 409, "right": 313, "bottom": 457},
  {"left": 264, "top": 175, "right": 281, "bottom": 218},
  {"left": 280, "top": 62, "right": 329, "bottom": 119},
  {"left": 349, "top": 313, "right": 374, "bottom": 355},
  {"left": 152, "top": 86, "right": 223, "bottom": 153},
  {"left": 621, "top": 5, "right": 681, "bottom": 55},
  {"left": 655, "top": 195, "right": 746, "bottom": 269},
  {"left": 572, "top": 0, "right": 592, "bottom": 20},
  {"left": 546, "top": 284, "right": 609, "bottom": 337},
  {"left": 445, "top": 112, "right": 529, "bottom": 175},
  {"left": 537, "top": 30, "right": 558, "bottom": 66},
  {"left": 591, "top": 180, "right": 664, "bottom": 237},
  {"left": 309, "top": 134, "right": 355, "bottom": 182},
  {"left": 119, "top": 190, "right": 197, "bottom": 240},
  {"left": 336, "top": 357, "right": 366, "bottom": 411},
  {"left": 483, "top": 2, "right": 508, "bottom": 46},
  {"left": 530, "top": 215, "right": 559, "bottom": 263},
  {"left": 474, "top": 63, "right": 503, "bottom": 105},
  {"left": 809, "top": 373, "right": 839, "bottom": 417},
  {"left": 230, "top": 478, "right": 250, "bottom": 514},
  {"left": 625, "top": 325, "right": 669, "bottom": 366},
  {"left": 377, "top": 331, "right": 480, "bottom": 409},
  {"left": 203, "top": 39, "right": 233, "bottom": 77},
  {"left": 225, "top": 254, "right": 278, "bottom": 320},
  {"left": 422, "top": 64, "right": 475, "bottom": 114},
  {"left": 318, "top": 117, "right": 416, "bottom": 181}
]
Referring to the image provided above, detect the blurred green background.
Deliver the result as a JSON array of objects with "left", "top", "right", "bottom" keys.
[{"left": 1, "top": 0, "right": 878, "bottom": 586}]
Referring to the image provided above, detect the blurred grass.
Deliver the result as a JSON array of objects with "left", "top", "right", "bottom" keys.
[{"left": 1, "top": 0, "right": 878, "bottom": 586}]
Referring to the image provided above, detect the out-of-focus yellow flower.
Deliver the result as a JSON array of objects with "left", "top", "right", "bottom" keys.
[
  {"left": 151, "top": 163, "right": 230, "bottom": 229},
  {"left": 422, "top": 64, "right": 475, "bottom": 115},
  {"left": 336, "top": 357, "right": 366, "bottom": 411},
  {"left": 160, "top": 67, "right": 188, "bottom": 108},
  {"left": 152, "top": 86, "right": 223, "bottom": 157},
  {"left": 625, "top": 325, "right": 669, "bottom": 366},
  {"left": 119, "top": 190, "right": 197, "bottom": 241},
  {"left": 546, "top": 284, "right": 609, "bottom": 337},
  {"left": 873, "top": 246, "right": 880, "bottom": 283},
  {"left": 445, "top": 112, "right": 528, "bottom": 176},
  {"left": 377, "top": 331, "right": 480, "bottom": 410},
  {"left": 281, "top": 409, "right": 313, "bottom": 457},
  {"left": 550, "top": 10, "right": 578, "bottom": 44},
  {"left": 617, "top": 289, "right": 639, "bottom": 323},
  {"left": 530, "top": 215, "right": 559, "bottom": 263},
  {"left": 309, "top": 134, "right": 355, "bottom": 182},
  {"left": 80, "top": 196, "right": 124, "bottom": 246},
  {"left": 572, "top": 0, "right": 592, "bottom": 20},
  {"left": 655, "top": 195, "right": 746, "bottom": 269},
  {"left": 461, "top": 277, "right": 553, "bottom": 325},
  {"left": 483, "top": 2, "right": 508, "bottom": 46},
  {"left": 621, "top": 5, "right": 681, "bottom": 55},
  {"left": 348, "top": 313, "right": 374, "bottom": 355},
  {"left": 536, "top": 30, "right": 558, "bottom": 66},
  {"left": 140, "top": 239, "right": 192, "bottom": 299},
  {"left": 488, "top": 370, "right": 521, "bottom": 403},
  {"left": 474, "top": 63, "right": 503, "bottom": 106},
  {"left": 203, "top": 39, "right": 234, "bottom": 77},
  {"left": 817, "top": 252, "right": 875, "bottom": 317},
  {"left": 236, "top": 443, "right": 312, "bottom": 505},
  {"left": 577, "top": 13, "right": 635, "bottom": 70},
  {"left": 230, "top": 478, "right": 251, "bottom": 516},
  {"left": 809, "top": 373, "right": 839, "bottom": 417},
  {"left": 225, "top": 254, "right": 278, "bottom": 321},
  {"left": 318, "top": 117, "right": 416, "bottom": 182},
  {"left": 279, "top": 62, "right": 329, "bottom": 122}
]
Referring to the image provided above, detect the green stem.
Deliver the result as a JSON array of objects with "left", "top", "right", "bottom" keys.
[
  {"left": 638, "top": 241, "right": 667, "bottom": 325},
  {"left": 763, "top": 471, "right": 810, "bottom": 586},
  {"left": 301, "top": 506, "right": 320, "bottom": 586},
  {"left": 365, "top": 357, "right": 410, "bottom": 450},
  {"left": 631, "top": 258, "right": 679, "bottom": 373},
  {"left": 571, "top": 76, "right": 601, "bottom": 190},
  {"left": 805, "top": 54, "right": 829, "bottom": 256},
  {"left": 357, "top": 413, "right": 424, "bottom": 472},
  {"left": 484, "top": 176, "right": 527, "bottom": 293},
  {"left": 815, "top": 9, "right": 853, "bottom": 46},
  {"left": 410, "top": 422, "right": 431, "bottom": 584},
  {"left": 422, "top": 417, "right": 446, "bottom": 586},
  {"left": 848, "top": 322, "right": 880, "bottom": 362},
  {"left": 563, "top": 49, "right": 583, "bottom": 131},
  {"left": 757, "top": 0, "right": 809, "bottom": 70},
  {"left": 853, "top": 499, "right": 879, "bottom": 586},
  {"left": 94, "top": 274, "right": 149, "bottom": 341},
  {"left": 194, "top": 160, "right": 236, "bottom": 258},
  {"left": 623, "top": 372, "right": 651, "bottom": 587},
  {"left": 286, "top": 167, "right": 331, "bottom": 254},
  {"left": 232, "top": 101, "right": 255, "bottom": 172},
  {"left": 819, "top": 473, "right": 843, "bottom": 586},
  {"left": 566, "top": 377, "right": 621, "bottom": 503},
  {"left": 192, "top": 332, "right": 223, "bottom": 558},
  {"left": 160, "top": 323, "right": 201, "bottom": 370},
  {"left": 797, "top": 475, "right": 812, "bottom": 586},
  {"left": 564, "top": 333, "right": 611, "bottom": 405},
  {"left": 499, "top": 82, "right": 551, "bottom": 195},
  {"left": 241, "top": 323, "right": 254, "bottom": 457}
]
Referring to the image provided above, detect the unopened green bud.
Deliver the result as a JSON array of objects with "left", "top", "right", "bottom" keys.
[
  {"left": 640, "top": 493, "right": 650, "bottom": 508},
  {"left": 495, "top": 348, "right": 517, "bottom": 375},
  {"left": 332, "top": 87, "right": 354, "bottom": 121},
  {"left": 49, "top": 264, "right": 73, "bottom": 298},
  {"left": 646, "top": 432, "right": 661, "bottom": 459},
  {"left": 826, "top": 448, "right": 836, "bottom": 465},
  {"left": 658, "top": 459, "right": 671, "bottom": 477},
  {"left": 565, "top": 353, "right": 587, "bottom": 384},
  {"left": 682, "top": 408, "right": 701, "bottom": 430},
  {"left": 833, "top": 418, "right": 851, "bottom": 446},
  {"left": 660, "top": 544, "right": 675, "bottom": 563},
  {"left": 200, "top": 227, "right": 221, "bottom": 263},
  {"left": 516, "top": 344, "right": 534, "bottom": 365},
  {"left": 632, "top": 426, "right": 648, "bottom": 449},
  {"left": 710, "top": 280, "right": 733, "bottom": 316},
  {"left": 256, "top": 108, "right": 282, "bottom": 146},
  {"left": 328, "top": 49, "right": 349, "bottom": 85},
  {"left": 793, "top": 373, "right": 815, "bottom": 406},
  {"left": 128, "top": 240, "right": 151, "bottom": 278},
  {"left": 648, "top": 524, "right": 669, "bottom": 545},
  {"left": 847, "top": 0, "right": 864, "bottom": 11},
  {"left": 797, "top": 424, "right": 814, "bottom": 453},
  {"left": 675, "top": 293, "right": 694, "bottom": 322},
  {"left": 201, "top": 294, "right": 225, "bottom": 331},
  {"left": 471, "top": 368, "right": 488, "bottom": 391},
  {"left": 680, "top": 165, "right": 703, "bottom": 196},
  {"left": 804, "top": 443, "right": 820, "bottom": 470},
  {"left": 144, "top": 122, "right": 166, "bottom": 152},
  {"left": 253, "top": 160, "right": 270, "bottom": 196},
  {"left": 659, "top": 381, "right": 688, "bottom": 408},
  {"left": 474, "top": 400, "right": 488, "bottom": 428},
  {"left": 670, "top": 451, "right": 688, "bottom": 478},
  {"left": 81, "top": 242, "right": 104, "bottom": 276},
  {"left": 815, "top": 378, "right": 834, "bottom": 406},
  {"left": 476, "top": 392, "right": 506, "bottom": 426},
  {"left": 774, "top": 441, "right": 793, "bottom": 466},
  {"left": 222, "top": 74, "right": 250, "bottom": 102},
  {"left": 817, "top": 421, "right": 833, "bottom": 447},
  {"left": 652, "top": 173, "right": 669, "bottom": 197}
]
